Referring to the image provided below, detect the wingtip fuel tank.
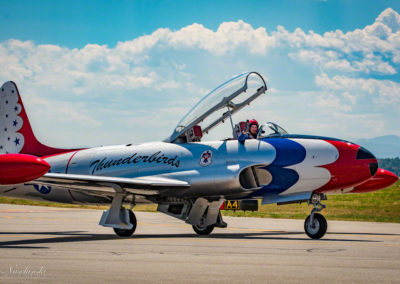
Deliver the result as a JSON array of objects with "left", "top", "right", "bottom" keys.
[{"left": 0, "top": 154, "right": 50, "bottom": 185}]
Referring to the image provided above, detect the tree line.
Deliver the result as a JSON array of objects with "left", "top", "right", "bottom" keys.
[{"left": 378, "top": 157, "right": 400, "bottom": 176}]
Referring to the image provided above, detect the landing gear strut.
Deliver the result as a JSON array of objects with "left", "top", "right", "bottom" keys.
[
  {"left": 304, "top": 193, "right": 327, "bottom": 239},
  {"left": 99, "top": 186, "right": 137, "bottom": 237}
]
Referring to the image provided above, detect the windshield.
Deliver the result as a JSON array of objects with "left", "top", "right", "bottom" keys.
[
  {"left": 168, "top": 72, "right": 267, "bottom": 142},
  {"left": 257, "top": 122, "right": 288, "bottom": 138}
]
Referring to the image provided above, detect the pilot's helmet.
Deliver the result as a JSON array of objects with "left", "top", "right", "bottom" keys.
[{"left": 249, "top": 119, "right": 259, "bottom": 127}]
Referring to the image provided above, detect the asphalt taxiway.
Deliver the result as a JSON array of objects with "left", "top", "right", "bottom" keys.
[{"left": 0, "top": 204, "right": 399, "bottom": 283}]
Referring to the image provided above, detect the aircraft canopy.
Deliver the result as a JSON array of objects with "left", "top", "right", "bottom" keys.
[{"left": 168, "top": 72, "right": 267, "bottom": 143}]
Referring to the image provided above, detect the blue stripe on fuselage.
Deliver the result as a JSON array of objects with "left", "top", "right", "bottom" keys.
[
  {"left": 263, "top": 138, "right": 306, "bottom": 167},
  {"left": 250, "top": 138, "right": 306, "bottom": 196}
]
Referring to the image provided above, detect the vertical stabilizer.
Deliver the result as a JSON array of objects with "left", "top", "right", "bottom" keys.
[{"left": 0, "top": 81, "right": 79, "bottom": 157}]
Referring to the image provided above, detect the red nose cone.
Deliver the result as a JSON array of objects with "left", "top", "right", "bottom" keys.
[
  {"left": 0, "top": 154, "right": 50, "bottom": 185},
  {"left": 351, "top": 168, "right": 399, "bottom": 193},
  {"left": 317, "top": 141, "right": 378, "bottom": 193}
]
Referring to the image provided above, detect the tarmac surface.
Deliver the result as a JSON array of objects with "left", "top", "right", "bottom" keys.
[{"left": 0, "top": 204, "right": 400, "bottom": 283}]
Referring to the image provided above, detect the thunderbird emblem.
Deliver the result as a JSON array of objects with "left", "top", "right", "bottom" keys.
[{"left": 199, "top": 150, "right": 212, "bottom": 166}]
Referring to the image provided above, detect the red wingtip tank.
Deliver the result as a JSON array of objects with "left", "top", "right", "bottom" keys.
[
  {"left": 0, "top": 154, "right": 50, "bottom": 185},
  {"left": 350, "top": 168, "right": 398, "bottom": 193}
]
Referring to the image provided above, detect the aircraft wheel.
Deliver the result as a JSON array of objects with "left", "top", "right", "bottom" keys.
[
  {"left": 113, "top": 210, "right": 137, "bottom": 237},
  {"left": 304, "top": 213, "right": 327, "bottom": 239},
  {"left": 192, "top": 224, "right": 215, "bottom": 235}
]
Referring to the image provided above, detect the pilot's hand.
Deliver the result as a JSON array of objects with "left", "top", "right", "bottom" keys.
[{"left": 242, "top": 131, "right": 247, "bottom": 135}]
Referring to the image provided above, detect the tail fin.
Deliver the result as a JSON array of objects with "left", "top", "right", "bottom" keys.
[{"left": 0, "top": 81, "right": 79, "bottom": 157}]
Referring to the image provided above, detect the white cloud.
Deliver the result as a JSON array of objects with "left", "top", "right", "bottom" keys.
[
  {"left": 315, "top": 93, "right": 352, "bottom": 112},
  {"left": 115, "top": 21, "right": 274, "bottom": 57},
  {"left": 0, "top": 8, "right": 399, "bottom": 146},
  {"left": 278, "top": 8, "right": 400, "bottom": 75},
  {"left": 315, "top": 73, "right": 400, "bottom": 105},
  {"left": 376, "top": 7, "right": 400, "bottom": 32},
  {"left": 28, "top": 97, "right": 102, "bottom": 127}
]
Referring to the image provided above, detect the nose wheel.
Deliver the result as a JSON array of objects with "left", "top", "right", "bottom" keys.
[{"left": 304, "top": 194, "right": 327, "bottom": 239}]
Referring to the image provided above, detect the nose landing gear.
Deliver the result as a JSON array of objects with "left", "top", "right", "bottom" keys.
[{"left": 304, "top": 193, "right": 327, "bottom": 239}]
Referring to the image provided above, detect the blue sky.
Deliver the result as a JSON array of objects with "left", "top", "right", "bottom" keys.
[
  {"left": 2, "top": 0, "right": 400, "bottom": 48},
  {"left": 0, "top": 1, "right": 399, "bottom": 147}
]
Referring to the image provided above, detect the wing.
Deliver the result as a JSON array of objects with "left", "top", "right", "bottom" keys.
[{"left": 32, "top": 173, "right": 190, "bottom": 196}]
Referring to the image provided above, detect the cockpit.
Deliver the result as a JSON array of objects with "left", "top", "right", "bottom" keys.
[{"left": 166, "top": 71, "right": 288, "bottom": 143}]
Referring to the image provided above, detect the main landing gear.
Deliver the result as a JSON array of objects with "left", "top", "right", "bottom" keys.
[
  {"left": 185, "top": 198, "right": 227, "bottom": 236},
  {"left": 113, "top": 210, "right": 137, "bottom": 237},
  {"left": 99, "top": 186, "right": 137, "bottom": 237},
  {"left": 192, "top": 208, "right": 215, "bottom": 235},
  {"left": 192, "top": 210, "right": 227, "bottom": 235},
  {"left": 304, "top": 193, "right": 327, "bottom": 239}
]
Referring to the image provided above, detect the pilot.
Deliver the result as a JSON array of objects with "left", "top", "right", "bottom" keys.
[{"left": 238, "top": 119, "right": 258, "bottom": 144}]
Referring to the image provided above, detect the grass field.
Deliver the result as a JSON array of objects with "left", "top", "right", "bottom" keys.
[{"left": 1, "top": 180, "right": 399, "bottom": 223}]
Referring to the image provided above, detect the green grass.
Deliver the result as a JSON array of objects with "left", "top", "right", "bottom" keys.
[
  {"left": 0, "top": 197, "right": 109, "bottom": 210},
  {"left": 0, "top": 196, "right": 158, "bottom": 212},
  {"left": 1, "top": 181, "right": 399, "bottom": 223}
]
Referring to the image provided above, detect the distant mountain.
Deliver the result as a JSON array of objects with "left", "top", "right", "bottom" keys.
[{"left": 356, "top": 135, "right": 400, "bottom": 158}]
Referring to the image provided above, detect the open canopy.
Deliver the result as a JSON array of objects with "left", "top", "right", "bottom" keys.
[{"left": 167, "top": 72, "right": 267, "bottom": 143}]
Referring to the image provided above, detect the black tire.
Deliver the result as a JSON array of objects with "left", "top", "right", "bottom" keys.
[
  {"left": 304, "top": 213, "right": 327, "bottom": 239},
  {"left": 113, "top": 210, "right": 137, "bottom": 237},
  {"left": 192, "top": 224, "right": 215, "bottom": 235}
]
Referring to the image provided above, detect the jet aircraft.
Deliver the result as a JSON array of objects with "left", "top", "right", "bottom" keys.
[{"left": 0, "top": 72, "right": 398, "bottom": 239}]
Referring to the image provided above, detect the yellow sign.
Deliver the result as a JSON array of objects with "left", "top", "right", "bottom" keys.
[{"left": 224, "top": 200, "right": 240, "bottom": 210}]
